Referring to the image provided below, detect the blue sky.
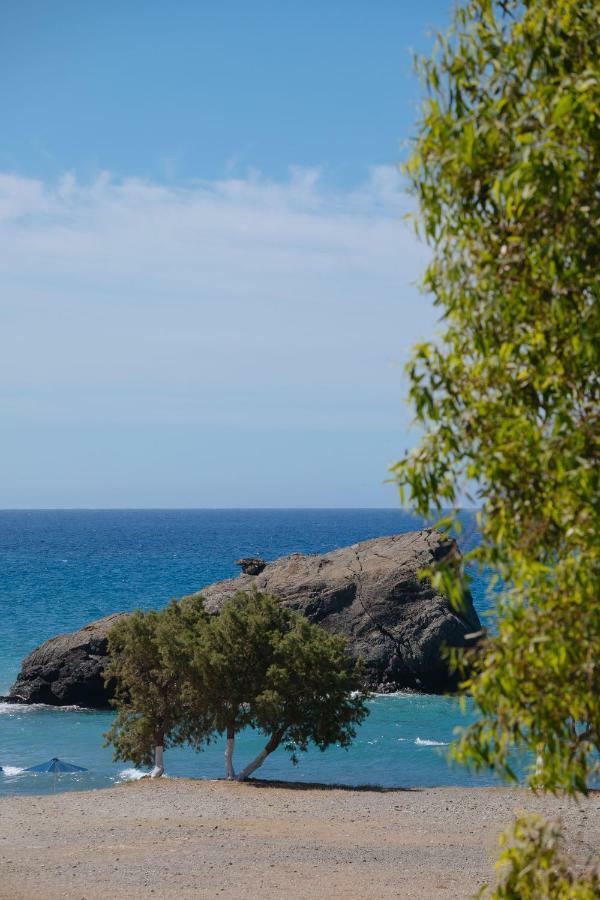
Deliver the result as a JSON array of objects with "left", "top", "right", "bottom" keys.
[{"left": 0, "top": 1, "right": 451, "bottom": 508}]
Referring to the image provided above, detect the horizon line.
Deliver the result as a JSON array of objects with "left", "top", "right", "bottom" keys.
[{"left": 0, "top": 506, "right": 481, "bottom": 512}]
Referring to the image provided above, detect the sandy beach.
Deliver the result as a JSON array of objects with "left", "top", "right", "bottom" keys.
[{"left": 1, "top": 780, "right": 598, "bottom": 899}]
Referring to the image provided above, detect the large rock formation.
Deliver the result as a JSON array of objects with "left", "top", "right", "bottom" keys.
[
  {"left": 8, "top": 613, "right": 128, "bottom": 707},
  {"left": 8, "top": 530, "right": 481, "bottom": 707}
]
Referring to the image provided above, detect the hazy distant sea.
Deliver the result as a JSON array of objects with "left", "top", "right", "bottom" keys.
[{"left": 0, "top": 509, "right": 498, "bottom": 796}]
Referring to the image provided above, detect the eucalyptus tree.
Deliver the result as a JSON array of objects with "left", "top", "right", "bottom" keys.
[
  {"left": 395, "top": 0, "right": 599, "bottom": 797},
  {"left": 393, "top": 0, "right": 599, "bottom": 891}
]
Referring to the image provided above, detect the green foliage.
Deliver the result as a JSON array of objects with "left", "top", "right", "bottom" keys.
[
  {"left": 195, "top": 590, "right": 293, "bottom": 737},
  {"left": 104, "top": 608, "right": 179, "bottom": 767},
  {"left": 154, "top": 596, "right": 215, "bottom": 751},
  {"left": 249, "top": 606, "right": 369, "bottom": 761},
  {"left": 392, "top": 0, "right": 599, "bottom": 794},
  {"left": 482, "top": 813, "right": 600, "bottom": 898},
  {"left": 202, "top": 591, "right": 369, "bottom": 768},
  {"left": 104, "top": 598, "right": 213, "bottom": 766},
  {"left": 104, "top": 590, "right": 368, "bottom": 776}
]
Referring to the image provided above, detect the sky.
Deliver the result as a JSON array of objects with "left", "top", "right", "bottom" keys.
[{"left": 0, "top": 0, "right": 451, "bottom": 508}]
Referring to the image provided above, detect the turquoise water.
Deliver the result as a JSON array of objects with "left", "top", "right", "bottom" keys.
[{"left": 0, "top": 509, "right": 496, "bottom": 795}]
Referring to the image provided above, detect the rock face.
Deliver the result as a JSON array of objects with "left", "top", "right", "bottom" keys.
[
  {"left": 9, "top": 613, "right": 128, "bottom": 707},
  {"left": 8, "top": 530, "right": 481, "bottom": 707},
  {"left": 193, "top": 530, "right": 480, "bottom": 693}
]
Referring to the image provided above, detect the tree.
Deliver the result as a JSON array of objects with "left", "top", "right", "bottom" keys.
[
  {"left": 191, "top": 590, "right": 291, "bottom": 779},
  {"left": 105, "top": 591, "right": 368, "bottom": 783},
  {"left": 104, "top": 597, "right": 213, "bottom": 776},
  {"left": 393, "top": 0, "right": 599, "bottom": 797},
  {"left": 154, "top": 595, "right": 216, "bottom": 755},
  {"left": 199, "top": 591, "right": 369, "bottom": 781}
]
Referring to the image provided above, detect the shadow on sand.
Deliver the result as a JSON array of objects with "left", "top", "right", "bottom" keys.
[{"left": 239, "top": 777, "right": 421, "bottom": 793}]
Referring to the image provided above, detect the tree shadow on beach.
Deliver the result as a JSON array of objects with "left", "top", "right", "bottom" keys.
[{"left": 240, "top": 778, "right": 421, "bottom": 793}]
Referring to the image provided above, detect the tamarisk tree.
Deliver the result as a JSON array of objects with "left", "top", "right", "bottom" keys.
[
  {"left": 104, "top": 591, "right": 368, "bottom": 782},
  {"left": 241, "top": 612, "right": 369, "bottom": 781},
  {"left": 191, "top": 590, "right": 291, "bottom": 779},
  {"left": 197, "top": 591, "right": 369, "bottom": 781},
  {"left": 104, "top": 597, "right": 212, "bottom": 776}
]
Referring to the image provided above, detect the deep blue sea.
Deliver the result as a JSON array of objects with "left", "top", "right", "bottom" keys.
[{"left": 0, "top": 509, "right": 497, "bottom": 796}]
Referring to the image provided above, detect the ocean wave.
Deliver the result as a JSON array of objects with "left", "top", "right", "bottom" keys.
[
  {"left": 414, "top": 737, "right": 448, "bottom": 746},
  {"left": 118, "top": 767, "right": 149, "bottom": 781},
  {"left": 1, "top": 766, "right": 24, "bottom": 776},
  {"left": 370, "top": 691, "right": 418, "bottom": 701},
  {"left": 0, "top": 702, "right": 84, "bottom": 715},
  {"left": 1, "top": 765, "right": 90, "bottom": 777}
]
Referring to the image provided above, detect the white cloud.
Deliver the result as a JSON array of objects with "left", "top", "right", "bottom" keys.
[
  {"left": 0, "top": 166, "right": 434, "bottom": 506},
  {"left": 0, "top": 166, "right": 432, "bottom": 416}
]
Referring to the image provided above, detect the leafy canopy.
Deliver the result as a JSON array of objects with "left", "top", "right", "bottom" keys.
[
  {"left": 198, "top": 591, "right": 369, "bottom": 769},
  {"left": 193, "top": 590, "right": 294, "bottom": 738},
  {"left": 104, "top": 597, "right": 213, "bottom": 766},
  {"left": 486, "top": 813, "right": 600, "bottom": 899},
  {"left": 392, "top": 0, "right": 599, "bottom": 794},
  {"left": 105, "top": 591, "right": 368, "bottom": 776}
]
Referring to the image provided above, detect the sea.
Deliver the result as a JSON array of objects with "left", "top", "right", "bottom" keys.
[{"left": 0, "top": 508, "right": 500, "bottom": 797}]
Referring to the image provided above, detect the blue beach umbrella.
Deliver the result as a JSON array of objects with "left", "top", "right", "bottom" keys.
[{"left": 24, "top": 757, "right": 87, "bottom": 774}]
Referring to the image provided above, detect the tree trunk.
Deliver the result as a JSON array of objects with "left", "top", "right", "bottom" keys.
[
  {"left": 236, "top": 733, "right": 281, "bottom": 782},
  {"left": 150, "top": 743, "right": 164, "bottom": 778},
  {"left": 224, "top": 727, "right": 236, "bottom": 780}
]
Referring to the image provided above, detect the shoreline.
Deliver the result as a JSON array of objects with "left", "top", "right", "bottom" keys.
[{"left": 1, "top": 781, "right": 598, "bottom": 899}]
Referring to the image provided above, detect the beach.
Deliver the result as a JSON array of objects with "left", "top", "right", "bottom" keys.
[{"left": 1, "top": 780, "right": 598, "bottom": 899}]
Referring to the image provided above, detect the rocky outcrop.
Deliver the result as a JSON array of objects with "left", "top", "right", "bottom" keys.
[
  {"left": 8, "top": 530, "right": 481, "bottom": 706},
  {"left": 192, "top": 530, "right": 480, "bottom": 693},
  {"left": 235, "top": 557, "right": 267, "bottom": 575},
  {"left": 9, "top": 613, "right": 128, "bottom": 707}
]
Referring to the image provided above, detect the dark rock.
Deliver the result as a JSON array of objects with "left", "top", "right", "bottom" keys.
[
  {"left": 9, "top": 613, "right": 128, "bottom": 707},
  {"left": 235, "top": 557, "right": 267, "bottom": 576},
  {"left": 8, "top": 530, "right": 481, "bottom": 707}
]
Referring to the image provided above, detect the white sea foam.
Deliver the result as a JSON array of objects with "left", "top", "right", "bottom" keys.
[
  {"left": 0, "top": 702, "right": 39, "bottom": 715},
  {"left": 415, "top": 737, "right": 448, "bottom": 746},
  {"left": 373, "top": 690, "right": 416, "bottom": 699},
  {"left": 0, "top": 702, "right": 84, "bottom": 715},
  {"left": 1, "top": 766, "right": 24, "bottom": 776},
  {"left": 1, "top": 765, "right": 89, "bottom": 777},
  {"left": 118, "top": 767, "right": 149, "bottom": 781}
]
